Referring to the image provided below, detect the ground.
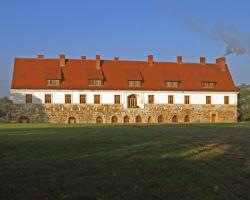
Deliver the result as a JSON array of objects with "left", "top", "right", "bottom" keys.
[{"left": 0, "top": 123, "right": 250, "bottom": 200}]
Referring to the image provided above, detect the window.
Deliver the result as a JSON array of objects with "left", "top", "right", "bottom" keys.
[
  {"left": 128, "top": 80, "right": 143, "bottom": 87},
  {"left": 184, "top": 95, "right": 190, "bottom": 104},
  {"left": 224, "top": 96, "right": 229, "bottom": 104},
  {"left": 94, "top": 95, "right": 100, "bottom": 104},
  {"left": 46, "top": 79, "right": 60, "bottom": 86},
  {"left": 148, "top": 95, "right": 154, "bottom": 104},
  {"left": 88, "top": 79, "right": 103, "bottom": 86},
  {"left": 165, "top": 81, "right": 179, "bottom": 88},
  {"left": 206, "top": 96, "right": 211, "bottom": 104},
  {"left": 203, "top": 81, "right": 216, "bottom": 88},
  {"left": 26, "top": 94, "right": 32, "bottom": 103},
  {"left": 80, "top": 94, "right": 86, "bottom": 104},
  {"left": 128, "top": 94, "right": 137, "bottom": 108},
  {"left": 114, "top": 95, "right": 120, "bottom": 104},
  {"left": 45, "top": 94, "right": 52, "bottom": 104},
  {"left": 168, "top": 95, "right": 174, "bottom": 104},
  {"left": 65, "top": 94, "right": 72, "bottom": 104}
]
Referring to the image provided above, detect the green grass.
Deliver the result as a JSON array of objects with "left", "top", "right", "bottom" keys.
[{"left": 0, "top": 123, "right": 250, "bottom": 200}]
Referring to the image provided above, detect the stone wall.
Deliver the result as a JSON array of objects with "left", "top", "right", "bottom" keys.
[{"left": 8, "top": 103, "right": 237, "bottom": 124}]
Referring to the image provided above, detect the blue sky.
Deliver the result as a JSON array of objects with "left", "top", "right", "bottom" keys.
[{"left": 0, "top": 0, "right": 250, "bottom": 96}]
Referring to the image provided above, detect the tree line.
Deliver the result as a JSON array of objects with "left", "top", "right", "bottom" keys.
[{"left": 0, "top": 84, "right": 250, "bottom": 121}]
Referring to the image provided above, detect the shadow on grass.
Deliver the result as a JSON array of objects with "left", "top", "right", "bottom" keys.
[{"left": 0, "top": 124, "right": 250, "bottom": 199}]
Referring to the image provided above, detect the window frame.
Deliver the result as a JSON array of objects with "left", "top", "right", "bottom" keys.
[
  {"left": 65, "top": 94, "right": 72, "bottom": 104},
  {"left": 168, "top": 95, "right": 174, "bottom": 104},
  {"left": 224, "top": 96, "right": 229, "bottom": 104},
  {"left": 94, "top": 94, "right": 101, "bottom": 104},
  {"left": 184, "top": 95, "right": 190, "bottom": 104},
  {"left": 128, "top": 80, "right": 143, "bottom": 87},
  {"left": 114, "top": 95, "right": 120, "bottom": 104},
  {"left": 25, "top": 94, "right": 32, "bottom": 104},
  {"left": 46, "top": 79, "right": 61, "bottom": 86},
  {"left": 45, "top": 94, "right": 52, "bottom": 104},
  {"left": 148, "top": 95, "right": 154, "bottom": 104},
  {"left": 206, "top": 96, "right": 211, "bottom": 104},
  {"left": 80, "top": 94, "right": 86, "bottom": 104},
  {"left": 88, "top": 79, "right": 103, "bottom": 86},
  {"left": 165, "top": 81, "right": 180, "bottom": 88}
]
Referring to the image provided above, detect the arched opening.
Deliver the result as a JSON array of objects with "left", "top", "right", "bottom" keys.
[
  {"left": 158, "top": 115, "right": 164, "bottom": 123},
  {"left": 128, "top": 94, "right": 137, "bottom": 108},
  {"left": 68, "top": 116, "right": 76, "bottom": 124},
  {"left": 123, "top": 115, "right": 129, "bottom": 124},
  {"left": 96, "top": 116, "right": 103, "bottom": 124},
  {"left": 172, "top": 115, "right": 178, "bottom": 123},
  {"left": 211, "top": 114, "right": 216, "bottom": 123},
  {"left": 19, "top": 116, "right": 30, "bottom": 123},
  {"left": 148, "top": 116, "right": 153, "bottom": 123},
  {"left": 184, "top": 115, "right": 190, "bottom": 123},
  {"left": 135, "top": 115, "right": 142, "bottom": 123},
  {"left": 111, "top": 116, "right": 118, "bottom": 124}
]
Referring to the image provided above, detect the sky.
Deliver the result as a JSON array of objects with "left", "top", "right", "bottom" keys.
[{"left": 0, "top": 0, "right": 250, "bottom": 96}]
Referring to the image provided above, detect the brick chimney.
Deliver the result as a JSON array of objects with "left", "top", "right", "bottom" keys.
[
  {"left": 59, "top": 54, "right": 65, "bottom": 67},
  {"left": 114, "top": 56, "right": 119, "bottom": 61},
  {"left": 177, "top": 56, "right": 182, "bottom": 64},
  {"left": 216, "top": 57, "right": 226, "bottom": 71},
  {"left": 96, "top": 55, "right": 101, "bottom": 70},
  {"left": 37, "top": 54, "right": 44, "bottom": 59},
  {"left": 81, "top": 56, "right": 87, "bottom": 60},
  {"left": 148, "top": 55, "right": 154, "bottom": 67},
  {"left": 200, "top": 57, "right": 206, "bottom": 65}
]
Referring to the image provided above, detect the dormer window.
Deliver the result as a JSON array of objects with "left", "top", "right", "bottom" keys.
[
  {"left": 128, "top": 80, "right": 143, "bottom": 87},
  {"left": 46, "top": 79, "right": 61, "bottom": 86},
  {"left": 125, "top": 69, "right": 143, "bottom": 87},
  {"left": 203, "top": 81, "right": 216, "bottom": 88},
  {"left": 165, "top": 81, "right": 180, "bottom": 88},
  {"left": 45, "top": 66, "right": 62, "bottom": 86},
  {"left": 88, "top": 79, "right": 103, "bottom": 86}
]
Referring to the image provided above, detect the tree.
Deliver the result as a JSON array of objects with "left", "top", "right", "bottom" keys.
[
  {"left": 0, "top": 96, "right": 10, "bottom": 118},
  {"left": 237, "top": 84, "right": 250, "bottom": 121}
]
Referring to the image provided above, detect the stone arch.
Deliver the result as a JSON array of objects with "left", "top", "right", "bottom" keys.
[
  {"left": 148, "top": 116, "right": 153, "bottom": 123},
  {"left": 68, "top": 116, "right": 76, "bottom": 124},
  {"left": 123, "top": 115, "right": 129, "bottom": 124},
  {"left": 135, "top": 115, "right": 142, "bottom": 123},
  {"left": 96, "top": 116, "right": 103, "bottom": 124},
  {"left": 158, "top": 115, "right": 164, "bottom": 123},
  {"left": 111, "top": 115, "right": 118, "bottom": 124},
  {"left": 19, "top": 116, "right": 30, "bottom": 123},
  {"left": 184, "top": 115, "right": 190, "bottom": 123},
  {"left": 172, "top": 115, "right": 178, "bottom": 123}
]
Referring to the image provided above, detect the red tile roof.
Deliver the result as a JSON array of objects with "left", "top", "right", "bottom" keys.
[
  {"left": 45, "top": 66, "right": 62, "bottom": 79},
  {"left": 11, "top": 56, "right": 237, "bottom": 92},
  {"left": 125, "top": 69, "right": 143, "bottom": 80}
]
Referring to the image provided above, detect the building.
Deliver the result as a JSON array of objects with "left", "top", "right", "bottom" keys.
[{"left": 9, "top": 54, "right": 237, "bottom": 124}]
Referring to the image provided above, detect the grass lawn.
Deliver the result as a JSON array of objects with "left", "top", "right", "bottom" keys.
[{"left": 0, "top": 123, "right": 250, "bottom": 200}]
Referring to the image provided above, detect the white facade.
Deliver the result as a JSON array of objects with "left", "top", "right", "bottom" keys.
[{"left": 10, "top": 89, "right": 238, "bottom": 107}]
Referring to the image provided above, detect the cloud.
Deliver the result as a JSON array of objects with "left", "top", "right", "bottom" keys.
[{"left": 160, "top": 2, "right": 250, "bottom": 57}]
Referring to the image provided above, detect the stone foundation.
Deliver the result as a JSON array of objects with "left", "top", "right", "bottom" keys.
[{"left": 8, "top": 103, "right": 237, "bottom": 124}]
